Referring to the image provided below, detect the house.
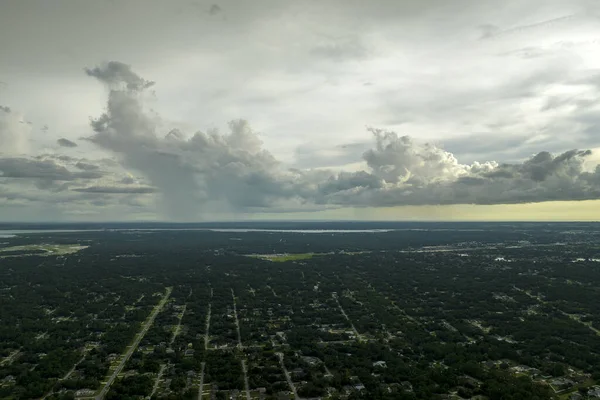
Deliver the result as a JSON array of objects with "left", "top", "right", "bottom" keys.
[
  {"left": 301, "top": 356, "right": 322, "bottom": 366},
  {"left": 458, "top": 375, "right": 482, "bottom": 389},
  {"left": 400, "top": 381, "right": 413, "bottom": 392},
  {"left": 550, "top": 377, "right": 575, "bottom": 392},
  {"left": 75, "top": 389, "right": 96, "bottom": 396},
  {"left": 291, "top": 368, "right": 306, "bottom": 379},
  {"left": 589, "top": 386, "right": 600, "bottom": 398}
]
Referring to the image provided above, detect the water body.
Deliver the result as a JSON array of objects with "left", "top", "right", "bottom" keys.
[
  {"left": 0, "top": 228, "right": 394, "bottom": 236},
  {"left": 206, "top": 229, "right": 394, "bottom": 233},
  {"left": 0, "top": 230, "right": 99, "bottom": 236}
]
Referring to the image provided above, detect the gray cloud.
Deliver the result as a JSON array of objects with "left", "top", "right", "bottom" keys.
[
  {"left": 0, "top": 158, "right": 102, "bottom": 181},
  {"left": 82, "top": 62, "right": 600, "bottom": 217},
  {"left": 35, "top": 154, "right": 77, "bottom": 162},
  {"left": 311, "top": 138, "right": 600, "bottom": 207},
  {"left": 85, "top": 61, "right": 155, "bottom": 91},
  {"left": 0, "top": 105, "right": 10, "bottom": 113},
  {"left": 0, "top": 158, "right": 73, "bottom": 180},
  {"left": 209, "top": 4, "right": 221, "bottom": 15},
  {"left": 75, "top": 161, "right": 99, "bottom": 171},
  {"left": 73, "top": 185, "right": 157, "bottom": 194},
  {"left": 57, "top": 138, "right": 78, "bottom": 147},
  {"left": 317, "top": 171, "right": 384, "bottom": 197},
  {"left": 480, "top": 14, "right": 579, "bottom": 41},
  {"left": 310, "top": 37, "right": 369, "bottom": 61},
  {"left": 293, "top": 141, "right": 370, "bottom": 169}
]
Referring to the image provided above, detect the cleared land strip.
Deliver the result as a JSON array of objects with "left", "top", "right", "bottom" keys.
[{"left": 95, "top": 286, "right": 173, "bottom": 400}]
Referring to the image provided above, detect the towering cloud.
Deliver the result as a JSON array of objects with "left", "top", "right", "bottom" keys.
[{"left": 86, "top": 62, "right": 294, "bottom": 219}]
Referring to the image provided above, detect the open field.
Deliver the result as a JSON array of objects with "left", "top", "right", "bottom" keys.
[
  {"left": 0, "top": 243, "right": 88, "bottom": 257},
  {"left": 247, "top": 252, "right": 320, "bottom": 262}
]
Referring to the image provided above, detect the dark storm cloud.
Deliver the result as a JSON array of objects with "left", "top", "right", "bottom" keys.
[{"left": 57, "top": 138, "right": 78, "bottom": 147}]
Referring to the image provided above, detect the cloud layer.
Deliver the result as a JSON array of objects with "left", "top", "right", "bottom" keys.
[{"left": 73, "top": 62, "right": 600, "bottom": 219}]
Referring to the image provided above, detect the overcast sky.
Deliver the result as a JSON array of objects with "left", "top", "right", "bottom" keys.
[{"left": 1, "top": 0, "right": 600, "bottom": 222}]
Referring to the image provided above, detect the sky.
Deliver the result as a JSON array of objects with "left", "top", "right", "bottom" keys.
[{"left": 1, "top": 0, "right": 600, "bottom": 222}]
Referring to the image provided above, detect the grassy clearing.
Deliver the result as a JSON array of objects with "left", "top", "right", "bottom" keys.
[
  {"left": 246, "top": 251, "right": 369, "bottom": 262},
  {"left": 0, "top": 244, "right": 88, "bottom": 257},
  {"left": 247, "top": 253, "right": 320, "bottom": 262}
]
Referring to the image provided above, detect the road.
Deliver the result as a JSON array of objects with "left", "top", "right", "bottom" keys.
[
  {"left": 148, "top": 364, "right": 166, "bottom": 399},
  {"left": 95, "top": 286, "right": 172, "bottom": 399},
  {"left": 266, "top": 284, "right": 278, "bottom": 297},
  {"left": 169, "top": 304, "right": 186, "bottom": 346},
  {"left": 197, "top": 362, "right": 205, "bottom": 400},
  {"left": 514, "top": 286, "right": 600, "bottom": 337},
  {"left": 276, "top": 352, "right": 299, "bottom": 400},
  {"left": 231, "top": 288, "right": 243, "bottom": 349},
  {"left": 333, "top": 293, "right": 362, "bottom": 341},
  {"left": 40, "top": 353, "right": 86, "bottom": 399},
  {"left": 0, "top": 350, "right": 20, "bottom": 366},
  {"left": 204, "top": 303, "right": 211, "bottom": 350},
  {"left": 241, "top": 359, "right": 251, "bottom": 400}
]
